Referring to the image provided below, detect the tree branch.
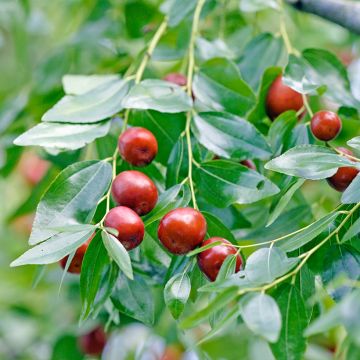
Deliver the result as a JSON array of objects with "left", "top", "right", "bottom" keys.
[{"left": 287, "top": 0, "right": 360, "bottom": 34}]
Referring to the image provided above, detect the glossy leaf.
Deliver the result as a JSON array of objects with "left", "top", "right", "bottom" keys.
[
  {"left": 193, "top": 58, "right": 256, "bottom": 116},
  {"left": 284, "top": 49, "right": 359, "bottom": 109},
  {"left": 164, "top": 0, "right": 196, "bottom": 27},
  {"left": 343, "top": 216, "right": 360, "bottom": 242},
  {"left": 11, "top": 226, "right": 95, "bottom": 266},
  {"left": 267, "top": 179, "right": 305, "bottom": 227},
  {"left": 239, "top": 34, "right": 284, "bottom": 90},
  {"left": 342, "top": 173, "right": 360, "bottom": 204},
  {"left": 14, "top": 121, "right": 111, "bottom": 152},
  {"left": 240, "top": 293, "right": 282, "bottom": 343},
  {"left": 122, "top": 79, "right": 192, "bottom": 113},
  {"left": 80, "top": 232, "right": 110, "bottom": 320},
  {"left": 194, "top": 160, "right": 279, "bottom": 207},
  {"left": 244, "top": 247, "right": 299, "bottom": 285},
  {"left": 279, "top": 212, "right": 339, "bottom": 252},
  {"left": 43, "top": 78, "right": 131, "bottom": 123},
  {"left": 192, "top": 112, "right": 272, "bottom": 160},
  {"left": 111, "top": 275, "right": 154, "bottom": 326},
  {"left": 270, "top": 285, "right": 308, "bottom": 360},
  {"left": 29, "top": 161, "right": 112, "bottom": 245},
  {"left": 143, "top": 184, "right": 190, "bottom": 226},
  {"left": 62, "top": 74, "right": 121, "bottom": 95},
  {"left": 101, "top": 231, "right": 133, "bottom": 280},
  {"left": 265, "top": 145, "right": 356, "bottom": 180},
  {"left": 203, "top": 211, "right": 236, "bottom": 243},
  {"left": 164, "top": 272, "right": 191, "bottom": 319}
]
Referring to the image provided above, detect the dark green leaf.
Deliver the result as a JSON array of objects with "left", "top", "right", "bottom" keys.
[
  {"left": 239, "top": 34, "right": 284, "bottom": 90},
  {"left": 111, "top": 275, "right": 154, "bottom": 326},
  {"left": 29, "top": 160, "right": 112, "bottom": 244},
  {"left": 80, "top": 232, "right": 110, "bottom": 320},
  {"left": 203, "top": 211, "right": 236, "bottom": 243},
  {"left": 193, "top": 58, "right": 256, "bottom": 116},
  {"left": 164, "top": 272, "right": 191, "bottom": 319},
  {"left": 279, "top": 212, "right": 339, "bottom": 252},
  {"left": 101, "top": 231, "right": 133, "bottom": 280},
  {"left": 270, "top": 285, "right": 308, "bottom": 360},
  {"left": 194, "top": 160, "right": 279, "bottom": 207},
  {"left": 343, "top": 216, "right": 360, "bottom": 242},
  {"left": 192, "top": 112, "right": 272, "bottom": 160}
]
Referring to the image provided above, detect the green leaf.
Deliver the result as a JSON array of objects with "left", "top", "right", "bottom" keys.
[
  {"left": 244, "top": 247, "right": 299, "bottom": 285},
  {"left": 143, "top": 184, "right": 190, "bottom": 226},
  {"left": 265, "top": 145, "right": 356, "bottom": 180},
  {"left": 14, "top": 121, "right": 111, "bottom": 152},
  {"left": 321, "top": 245, "right": 360, "bottom": 301},
  {"left": 111, "top": 275, "right": 154, "bottom": 326},
  {"left": 43, "top": 78, "right": 131, "bottom": 123},
  {"left": 164, "top": 0, "right": 196, "bottom": 27},
  {"left": 29, "top": 160, "right": 112, "bottom": 245},
  {"left": 203, "top": 211, "right": 236, "bottom": 243},
  {"left": 101, "top": 231, "right": 133, "bottom": 280},
  {"left": 80, "top": 232, "right": 110, "bottom": 320},
  {"left": 122, "top": 79, "right": 192, "bottom": 113},
  {"left": 192, "top": 112, "right": 271, "bottom": 160},
  {"left": 196, "top": 38, "right": 235, "bottom": 62},
  {"left": 343, "top": 217, "right": 360, "bottom": 242},
  {"left": 279, "top": 212, "right": 339, "bottom": 252},
  {"left": 270, "top": 285, "right": 308, "bottom": 360},
  {"left": 187, "top": 240, "right": 223, "bottom": 257},
  {"left": 193, "top": 58, "right": 256, "bottom": 116},
  {"left": 164, "top": 272, "right": 191, "bottom": 319},
  {"left": 62, "top": 74, "right": 121, "bottom": 95},
  {"left": 341, "top": 173, "right": 360, "bottom": 204},
  {"left": 239, "top": 0, "right": 279, "bottom": 12},
  {"left": 267, "top": 111, "right": 298, "bottom": 156},
  {"left": 348, "top": 136, "right": 360, "bottom": 151},
  {"left": 240, "top": 292, "right": 282, "bottom": 343},
  {"left": 129, "top": 110, "right": 186, "bottom": 165},
  {"left": 194, "top": 160, "right": 279, "bottom": 207},
  {"left": 304, "top": 290, "right": 360, "bottom": 346},
  {"left": 180, "top": 287, "right": 239, "bottom": 329},
  {"left": 283, "top": 49, "right": 359, "bottom": 109},
  {"left": 239, "top": 34, "right": 284, "bottom": 91},
  {"left": 267, "top": 179, "right": 305, "bottom": 227},
  {"left": 166, "top": 136, "right": 189, "bottom": 188},
  {"left": 11, "top": 226, "right": 95, "bottom": 266}
]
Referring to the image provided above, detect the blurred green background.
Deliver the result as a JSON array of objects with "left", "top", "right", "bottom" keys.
[{"left": 1, "top": 0, "right": 360, "bottom": 359}]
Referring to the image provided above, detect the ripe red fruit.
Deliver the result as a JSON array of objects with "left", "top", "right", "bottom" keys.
[
  {"left": 78, "top": 326, "right": 106, "bottom": 356},
  {"left": 164, "top": 73, "right": 187, "bottom": 87},
  {"left": 59, "top": 234, "right": 94, "bottom": 274},
  {"left": 118, "top": 127, "right": 158, "bottom": 167},
  {"left": 104, "top": 206, "right": 145, "bottom": 250},
  {"left": 266, "top": 75, "right": 304, "bottom": 120},
  {"left": 197, "top": 237, "right": 242, "bottom": 281},
  {"left": 18, "top": 152, "right": 50, "bottom": 186},
  {"left": 240, "top": 160, "right": 256, "bottom": 170},
  {"left": 112, "top": 171, "right": 158, "bottom": 216},
  {"left": 158, "top": 208, "right": 207, "bottom": 254},
  {"left": 310, "top": 111, "right": 342, "bottom": 141},
  {"left": 327, "top": 148, "right": 359, "bottom": 192}
]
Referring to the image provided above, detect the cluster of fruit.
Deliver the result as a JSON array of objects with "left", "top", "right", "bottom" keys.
[
  {"left": 266, "top": 75, "right": 359, "bottom": 192},
  {"left": 60, "top": 71, "right": 358, "bottom": 283}
]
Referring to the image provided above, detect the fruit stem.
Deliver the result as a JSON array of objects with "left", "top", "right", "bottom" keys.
[
  {"left": 302, "top": 93, "right": 314, "bottom": 118},
  {"left": 184, "top": 0, "right": 206, "bottom": 210},
  {"left": 134, "top": 18, "right": 168, "bottom": 84}
]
